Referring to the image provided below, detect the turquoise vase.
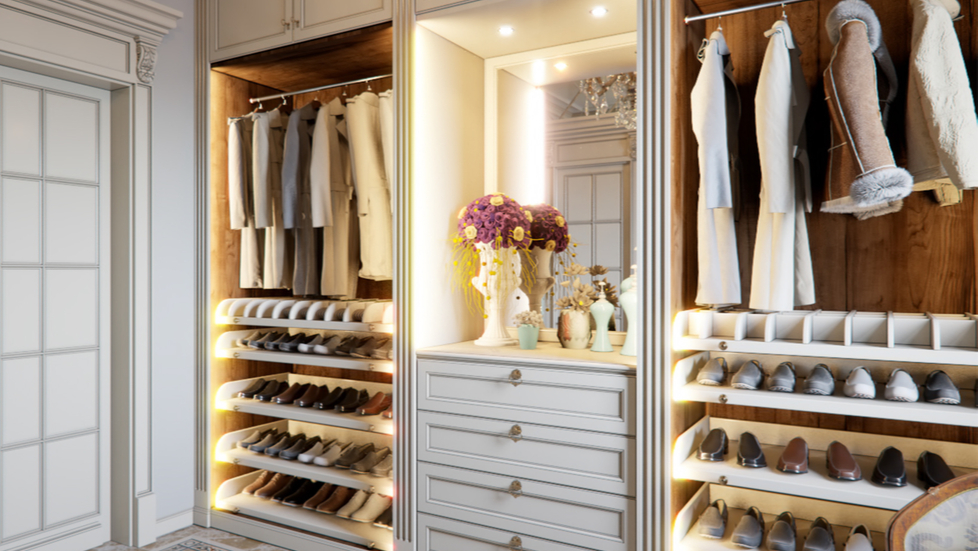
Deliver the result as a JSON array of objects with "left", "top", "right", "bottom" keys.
[
  {"left": 619, "top": 267, "right": 638, "bottom": 357},
  {"left": 590, "top": 292, "right": 614, "bottom": 353},
  {"left": 517, "top": 324, "right": 539, "bottom": 350}
]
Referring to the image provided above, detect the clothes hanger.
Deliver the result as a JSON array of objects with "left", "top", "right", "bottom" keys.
[
  {"left": 248, "top": 98, "right": 264, "bottom": 115},
  {"left": 782, "top": 2, "right": 788, "bottom": 20},
  {"left": 278, "top": 95, "right": 292, "bottom": 115}
]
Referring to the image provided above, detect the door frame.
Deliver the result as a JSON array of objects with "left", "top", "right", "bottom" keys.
[{"left": 0, "top": 0, "right": 181, "bottom": 547}]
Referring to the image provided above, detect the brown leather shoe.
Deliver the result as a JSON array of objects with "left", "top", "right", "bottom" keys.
[
  {"left": 243, "top": 470, "right": 273, "bottom": 495},
  {"left": 358, "top": 392, "right": 392, "bottom": 416},
  {"left": 316, "top": 485, "right": 354, "bottom": 514},
  {"left": 274, "top": 383, "right": 311, "bottom": 405},
  {"left": 826, "top": 441, "right": 862, "bottom": 481},
  {"left": 303, "top": 483, "right": 335, "bottom": 510},
  {"left": 381, "top": 405, "right": 393, "bottom": 419},
  {"left": 254, "top": 473, "right": 294, "bottom": 499},
  {"left": 777, "top": 437, "right": 809, "bottom": 474},
  {"left": 295, "top": 384, "right": 330, "bottom": 408}
]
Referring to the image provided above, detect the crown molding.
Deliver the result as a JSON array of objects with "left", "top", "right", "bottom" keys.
[{"left": 12, "top": 0, "right": 182, "bottom": 44}]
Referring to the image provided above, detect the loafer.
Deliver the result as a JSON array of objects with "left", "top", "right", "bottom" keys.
[
  {"left": 697, "top": 357, "right": 727, "bottom": 386},
  {"left": 373, "top": 505, "right": 394, "bottom": 529},
  {"left": 274, "top": 383, "right": 310, "bottom": 405},
  {"left": 844, "top": 525, "right": 874, "bottom": 551},
  {"left": 697, "top": 499, "right": 727, "bottom": 539},
  {"left": 871, "top": 446, "right": 907, "bottom": 487},
  {"left": 297, "top": 440, "right": 328, "bottom": 463},
  {"left": 337, "top": 388, "right": 371, "bottom": 413},
  {"left": 351, "top": 337, "right": 379, "bottom": 359},
  {"left": 297, "top": 334, "right": 324, "bottom": 353},
  {"left": 250, "top": 432, "right": 289, "bottom": 454},
  {"left": 313, "top": 335, "right": 342, "bottom": 355},
  {"left": 351, "top": 493, "right": 393, "bottom": 523},
  {"left": 697, "top": 428, "right": 728, "bottom": 462},
  {"left": 372, "top": 339, "right": 393, "bottom": 360},
  {"left": 923, "top": 370, "right": 960, "bottom": 405},
  {"left": 803, "top": 364, "right": 836, "bottom": 396},
  {"left": 237, "top": 330, "right": 264, "bottom": 348},
  {"left": 278, "top": 333, "right": 308, "bottom": 353},
  {"left": 316, "top": 485, "right": 354, "bottom": 514},
  {"left": 314, "top": 386, "right": 346, "bottom": 409},
  {"left": 264, "top": 332, "right": 293, "bottom": 350},
  {"left": 844, "top": 367, "right": 875, "bottom": 399},
  {"left": 917, "top": 451, "right": 955, "bottom": 489},
  {"left": 351, "top": 447, "right": 391, "bottom": 474},
  {"left": 238, "top": 428, "right": 276, "bottom": 449},
  {"left": 334, "top": 336, "right": 360, "bottom": 356},
  {"left": 731, "top": 360, "right": 764, "bottom": 390},
  {"left": 335, "top": 443, "right": 374, "bottom": 469},
  {"left": 283, "top": 481, "right": 323, "bottom": 507},
  {"left": 826, "top": 441, "right": 861, "bottom": 481},
  {"left": 381, "top": 405, "right": 393, "bottom": 419},
  {"left": 266, "top": 433, "right": 306, "bottom": 457},
  {"left": 249, "top": 332, "right": 280, "bottom": 349},
  {"left": 242, "top": 470, "right": 273, "bottom": 495},
  {"left": 271, "top": 477, "right": 307, "bottom": 503},
  {"left": 370, "top": 454, "right": 393, "bottom": 478},
  {"left": 777, "top": 437, "right": 809, "bottom": 474},
  {"left": 295, "top": 384, "right": 331, "bottom": 408},
  {"left": 237, "top": 378, "right": 268, "bottom": 398},
  {"left": 358, "top": 392, "right": 392, "bottom": 415},
  {"left": 766, "top": 511, "right": 795, "bottom": 551},
  {"left": 884, "top": 369, "right": 919, "bottom": 402},
  {"left": 303, "top": 483, "right": 335, "bottom": 510},
  {"left": 737, "top": 432, "right": 767, "bottom": 468},
  {"left": 313, "top": 442, "right": 350, "bottom": 467},
  {"left": 731, "top": 506, "right": 764, "bottom": 548},
  {"left": 767, "top": 362, "right": 796, "bottom": 393},
  {"left": 336, "top": 489, "right": 370, "bottom": 519},
  {"left": 803, "top": 517, "right": 835, "bottom": 551},
  {"left": 281, "top": 436, "right": 321, "bottom": 461},
  {"left": 254, "top": 381, "right": 288, "bottom": 402},
  {"left": 254, "top": 473, "right": 294, "bottom": 499}
]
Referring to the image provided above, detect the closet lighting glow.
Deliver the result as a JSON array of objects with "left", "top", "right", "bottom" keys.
[
  {"left": 554, "top": 62, "right": 568, "bottom": 71},
  {"left": 590, "top": 6, "right": 608, "bottom": 17},
  {"left": 498, "top": 25, "right": 514, "bottom": 36}
]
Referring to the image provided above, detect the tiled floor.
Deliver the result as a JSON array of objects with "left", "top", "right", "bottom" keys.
[{"left": 88, "top": 525, "right": 287, "bottom": 551}]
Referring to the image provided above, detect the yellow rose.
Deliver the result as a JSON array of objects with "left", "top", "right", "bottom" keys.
[
  {"left": 512, "top": 227, "right": 525, "bottom": 242},
  {"left": 525, "top": 211, "right": 533, "bottom": 222},
  {"left": 545, "top": 240, "right": 556, "bottom": 251},
  {"left": 490, "top": 196, "right": 504, "bottom": 206},
  {"left": 464, "top": 225, "right": 477, "bottom": 239},
  {"left": 457, "top": 206, "right": 467, "bottom": 219},
  {"left": 555, "top": 216, "right": 565, "bottom": 228}
]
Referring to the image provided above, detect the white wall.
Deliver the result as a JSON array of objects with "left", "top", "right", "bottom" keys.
[
  {"left": 150, "top": 0, "right": 196, "bottom": 529},
  {"left": 496, "top": 70, "right": 545, "bottom": 205}
]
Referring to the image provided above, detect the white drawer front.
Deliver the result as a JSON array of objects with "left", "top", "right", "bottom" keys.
[
  {"left": 419, "top": 462, "right": 634, "bottom": 551},
  {"left": 419, "top": 514, "right": 594, "bottom": 551},
  {"left": 420, "top": 410, "right": 635, "bottom": 496},
  {"left": 418, "top": 359, "right": 634, "bottom": 435}
]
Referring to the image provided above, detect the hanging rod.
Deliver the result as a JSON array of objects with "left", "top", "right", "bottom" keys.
[
  {"left": 685, "top": 0, "right": 811, "bottom": 24},
  {"left": 248, "top": 73, "right": 392, "bottom": 104}
]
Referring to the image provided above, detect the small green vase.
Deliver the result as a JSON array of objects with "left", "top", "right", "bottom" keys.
[{"left": 517, "top": 325, "right": 540, "bottom": 350}]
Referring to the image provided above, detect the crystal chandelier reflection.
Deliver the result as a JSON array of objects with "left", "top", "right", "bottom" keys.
[{"left": 579, "top": 72, "right": 637, "bottom": 130}]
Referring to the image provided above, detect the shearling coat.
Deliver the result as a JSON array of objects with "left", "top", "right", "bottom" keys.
[{"left": 907, "top": 0, "right": 978, "bottom": 201}]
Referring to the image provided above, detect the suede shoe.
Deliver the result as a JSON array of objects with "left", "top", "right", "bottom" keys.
[
  {"left": 370, "top": 454, "right": 393, "bottom": 478},
  {"left": 923, "top": 370, "right": 961, "bottom": 405},
  {"left": 250, "top": 432, "right": 289, "bottom": 454},
  {"left": 238, "top": 428, "right": 276, "bottom": 449},
  {"left": 767, "top": 362, "right": 796, "bottom": 393},
  {"left": 697, "top": 357, "right": 727, "bottom": 386},
  {"left": 271, "top": 477, "right": 307, "bottom": 503},
  {"left": 731, "top": 506, "right": 764, "bottom": 548},
  {"left": 243, "top": 470, "right": 273, "bottom": 495},
  {"left": 803, "top": 517, "right": 835, "bottom": 551},
  {"left": 336, "top": 490, "right": 370, "bottom": 519},
  {"left": 351, "top": 493, "right": 393, "bottom": 523},
  {"left": 803, "top": 364, "right": 836, "bottom": 396},
  {"left": 283, "top": 481, "right": 323, "bottom": 507},
  {"left": 335, "top": 443, "right": 374, "bottom": 469},
  {"left": 697, "top": 499, "right": 727, "bottom": 539},
  {"left": 766, "top": 511, "right": 796, "bottom": 551},
  {"left": 316, "top": 485, "right": 354, "bottom": 514},
  {"left": 351, "top": 447, "right": 391, "bottom": 474},
  {"left": 373, "top": 505, "right": 393, "bottom": 529},
  {"left": 731, "top": 360, "right": 764, "bottom": 390},
  {"left": 254, "top": 473, "right": 294, "bottom": 499},
  {"left": 303, "top": 483, "right": 335, "bottom": 510},
  {"left": 313, "top": 442, "right": 350, "bottom": 467}
]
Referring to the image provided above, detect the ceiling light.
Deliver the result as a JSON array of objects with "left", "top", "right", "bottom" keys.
[
  {"left": 554, "top": 62, "right": 568, "bottom": 71},
  {"left": 498, "top": 25, "right": 514, "bottom": 36},
  {"left": 590, "top": 6, "right": 609, "bottom": 17}
]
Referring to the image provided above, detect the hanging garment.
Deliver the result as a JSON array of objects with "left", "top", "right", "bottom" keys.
[
  {"left": 691, "top": 30, "right": 741, "bottom": 307},
  {"left": 821, "top": 0, "right": 912, "bottom": 219},
  {"left": 749, "top": 19, "right": 815, "bottom": 311},
  {"left": 379, "top": 90, "right": 395, "bottom": 211},
  {"left": 228, "top": 115, "right": 263, "bottom": 289},
  {"left": 907, "top": 0, "right": 978, "bottom": 205},
  {"left": 282, "top": 102, "right": 321, "bottom": 296},
  {"left": 310, "top": 102, "right": 334, "bottom": 229},
  {"left": 347, "top": 92, "right": 393, "bottom": 281},
  {"left": 253, "top": 107, "right": 294, "bottom": 289},
  {"left": 319, "top": 98, "right": 360, "bottom": 297}
]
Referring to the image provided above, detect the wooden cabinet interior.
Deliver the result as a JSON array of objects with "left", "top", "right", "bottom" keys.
[
  {"left": 208, "top": 23, "right": 394, "bottom": 500},
  {"left": 669, "top": 0, "right": 978, "bottom": 522}
]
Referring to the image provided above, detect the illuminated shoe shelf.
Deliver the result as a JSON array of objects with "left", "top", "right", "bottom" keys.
[
  {"left": 215, "top": 373, "right": 394, "bottom": 435},
  {"left": 216, "top": 331, "right": 394, "bottom": 374},
  {"left": 216, "top": 471, "right": 392, "bottom": 551},
  {"left": 216, "top": 298, "right": 393, "bottom": 333},
  {"left": 216, "top": 421, "right": 393, "bottom": 494},
  {"left": 674, "top": 417, "right": 977, "bottom": 511}
]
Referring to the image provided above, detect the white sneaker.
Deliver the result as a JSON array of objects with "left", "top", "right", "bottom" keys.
[
  {"left": 313, "top": 442, "right": 349, "bottom": 467},
  {"left": 297, "top": 441, "right": 326, "bottom": 463},
  {"left": 336, "top": 489, "right": 369, "bottom": 519},
  {"left": 843, "top": 367, "right": 875, "bottom": 399},
  {"left": 884, "top": 369, "right": 919, "bottom": 402},
  {"left": 351, "top": 493, "right": 393, "bottom": 523}
]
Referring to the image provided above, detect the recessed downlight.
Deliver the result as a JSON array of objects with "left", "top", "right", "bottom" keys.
[
  {"left": 554, "top": 62, "right": 568, "bottom": 71},
  {"left": 590, "top": 6, "right": 609, "bottom": 17},
  {"left": 498, "top": 25, "right": 514, "bottom": 36}
]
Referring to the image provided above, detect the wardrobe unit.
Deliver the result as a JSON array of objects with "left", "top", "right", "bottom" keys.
[
  {"left": 203, "top": 13, "right": 398, "bottom": 551},
  {"left": 667, "top": 0, "right": 978, "bottom": 548}
]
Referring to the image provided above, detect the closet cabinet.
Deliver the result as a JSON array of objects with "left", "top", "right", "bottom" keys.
[{"left": 209, "top": 0, "right": 392, "bottom": 62}]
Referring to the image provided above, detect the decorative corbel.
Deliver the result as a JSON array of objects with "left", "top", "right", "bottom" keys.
[
  {"left": 628, "top": 133, "right": 637, "bottom": 160},
  {"left": 135, "top": 38, "right": 158, "bottom": 84}
]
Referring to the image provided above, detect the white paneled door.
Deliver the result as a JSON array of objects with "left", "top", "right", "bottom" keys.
[{"left": 0, "top": 65, "right": 110, "bottom": 551}]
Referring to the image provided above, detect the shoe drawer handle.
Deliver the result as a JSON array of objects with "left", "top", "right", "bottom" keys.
[
  {"left": 508, "top": 480, "right": 523, "bottom": 498},
  {"left": 509, "top": 536, "right": 523, "bottom": 550},
  {"left": 508, "top": 425, "right": 523, "bottom": 442},
  {"left": 509, "top": 369, "right": 523, "bottom": 386}
]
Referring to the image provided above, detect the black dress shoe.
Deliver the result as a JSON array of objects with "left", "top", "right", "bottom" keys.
[
  {"left": 737, "top": 432, "right": 767, "bottom": 468},
  {"left": 283, "top": 481, "right": 324, "bottom": 507},
  {"left": 337, "top": 388, "right": 370, "bottom": 413},
  {"left": 314, "top": 386, "right": 346, "bottom": 410},
  {"left": 296, "top": 384, "right": 330, "bottom": 408},
  {"left": 238, "top": 378, "right": 267, "bottom": 398},
  {"left": 271, "top": 477, "right": 308, "bottom": 503},
  {"left": 697, "top": 428, "right": 728, "bottom": 462},
  {"left": 917, "top": 451, "right": 955, "bottom": 489},
  {"left": 255, "top": 381, "right": 288, "bottom": 402},
  {"left": 872, "top": 446, "right": 908, "bottom": 487}
]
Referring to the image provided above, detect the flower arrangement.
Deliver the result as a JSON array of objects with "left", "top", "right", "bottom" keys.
[
  {"left": 555, "top": 263, "right": 599, "bottom": 313},
  {"left": 514, "top": 309, "right": 543, "bottom": 328},
  {"left": 455, "top": 193, "right": 532, "bottom": 250},
  {"left": 523, "top": 204, "right": 570, "bottom": 253}
]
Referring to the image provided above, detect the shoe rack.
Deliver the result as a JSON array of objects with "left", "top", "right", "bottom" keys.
[{"left": 205, "top": 23, "right": 396, "bottom": 551}]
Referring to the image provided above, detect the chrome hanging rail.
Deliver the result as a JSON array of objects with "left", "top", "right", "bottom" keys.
[
  {"left": 248, "top": 73, "right": 393, "bottom": 104},
  {"left": 684, "top": 0, "right": 811, "bottom": 24}
]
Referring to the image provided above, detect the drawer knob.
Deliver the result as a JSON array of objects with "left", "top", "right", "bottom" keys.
[
  {"left": 508, "top": 480, "right": 523, "bottom": 498},
  {"left": 509, "top": 536, "right": 523, "bottom": 550},
  {"left": 509, "top": 369, "right": 523, "bottom": 386},
  {"left": 508, "top": 425, "right": 523, "bottom": 442}
]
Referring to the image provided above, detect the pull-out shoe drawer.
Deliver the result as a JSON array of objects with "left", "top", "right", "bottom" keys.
[
  {"left": 418, "top": 462, "right": 634, "bottom": 551},
  {"left": 419, "top": 513, "right": 595, "bottom": 551},
  {"left": 419, "top": 410, "right": 635, "bottom": 496},
  {"left": 418, "top": 359, "right": 634, "bottom": 435}
]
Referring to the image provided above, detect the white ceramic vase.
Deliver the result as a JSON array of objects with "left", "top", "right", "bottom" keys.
[
  {"left": 557, "top": 308, "right": 592, "bottom": 349},
  {"left": 472, "top": 243, "right": 521, "bottom": 346},
  {"left": 519, "top": 248, "right": 555, "bottom": 314}
]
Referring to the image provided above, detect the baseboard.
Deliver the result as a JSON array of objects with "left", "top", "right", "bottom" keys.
[{"left": 157, "top": 509, "right": 194, "bottom": 538}]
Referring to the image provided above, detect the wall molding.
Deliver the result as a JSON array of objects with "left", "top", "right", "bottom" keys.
[{"left": 156, "top": 509, "right": 193, "bottom": 539}]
